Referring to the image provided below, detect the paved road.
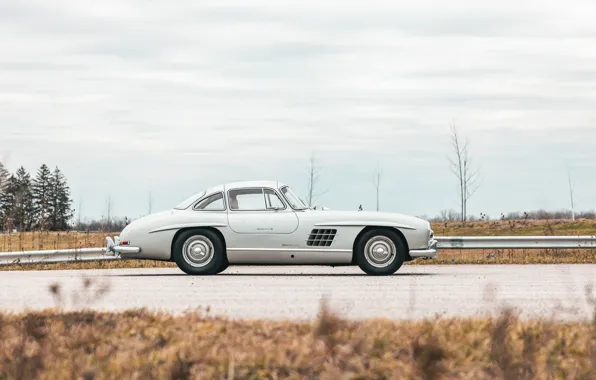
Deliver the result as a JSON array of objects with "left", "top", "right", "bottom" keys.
[{"left": 1, "top": 264, "right": 595, "bottom": 321}]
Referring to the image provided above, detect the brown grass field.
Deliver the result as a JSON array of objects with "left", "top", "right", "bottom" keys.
[
  {"left": 1, "top": 219, "right": 596, "bottom": 271},
  {"left": 1, "top": 278, "right": 595, "bottom": 380}
]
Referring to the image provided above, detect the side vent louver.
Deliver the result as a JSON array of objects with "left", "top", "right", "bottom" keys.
[{"left": 306, "top": 229, "right": 337, "bottom": 247}]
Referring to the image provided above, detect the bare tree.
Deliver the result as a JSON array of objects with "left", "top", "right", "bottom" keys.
[
  {"left": 447, "top": 123, "right": 481, "bottom": 223},
  {"left": 106, "top": 196, "right": 112, "bottom": 233},
  {"left": 372, "top": 161, "right": 382, "bottom": 211},
  {"left": 77, "top": 196, "right": 83, "bottom": 229},
  {"left": 568, "top": 166, "right": 575, "bottom": 221},
  {"left": 306, "top": 153, "right": 327, "bottom": 208}
]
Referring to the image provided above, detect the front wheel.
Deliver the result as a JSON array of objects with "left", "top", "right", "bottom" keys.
[
  {"left": 173, "top": 229, "right": 227, "bottom": 275},
  {"left": 355, "top": 229, "right": 406, "bottom": 275}
]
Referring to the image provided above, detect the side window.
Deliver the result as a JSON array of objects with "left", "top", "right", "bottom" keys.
[
  {"left": 264, "top": 189, "right": 284, "bottom": 209},
  {"left": 228, "top": 188, "right": 285, "bottom": 210},
  {"left": 194, "top": 193, "right": 225, "bottom": 211}
]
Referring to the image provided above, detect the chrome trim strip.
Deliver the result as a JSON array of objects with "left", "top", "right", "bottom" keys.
[
  {"left": 149, "top": 223, "right": 228, "bottom": 233},
  {"left": 227, "top": 247, "right": 352, "bottom": 253}
]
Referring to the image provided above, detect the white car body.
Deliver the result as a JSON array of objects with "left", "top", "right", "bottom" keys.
[{"left": 106, "top": 180, "right": 437, "bottom": 275}]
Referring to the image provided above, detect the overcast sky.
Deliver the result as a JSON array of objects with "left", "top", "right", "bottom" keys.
[{"left": 1, "top": 0, "right": 595, "bottom": 221}]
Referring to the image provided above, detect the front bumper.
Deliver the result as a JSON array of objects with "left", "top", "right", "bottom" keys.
[
  {"left": 409, "top": 238, "right": 438, "bottom": 259},
  {"left": 105, "top": 236, "right": 141, "bottom": 256}
]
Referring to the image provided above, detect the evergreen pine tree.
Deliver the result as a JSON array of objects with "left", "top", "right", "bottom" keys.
[
  {"left": 0, "top": 162, "right": 9, "bottom": 229},
  {"left": 0, "top": 161, "right": 8, "bottom": 195},
  {"left": 48, "top": 166, "right": 73, "bottom": 230},
  {"left": 4, "top": 175, "right": 18, "bottom": 231},
  {"left": 12, "top": 166, "right": 34, "bottom": 231},
  {"left": 31, "top": 164, "right": 52, "bottom": 230}
]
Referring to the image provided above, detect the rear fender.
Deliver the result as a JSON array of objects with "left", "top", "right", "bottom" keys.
[{"left": 168, "top": 226, "right": 228, "bottom": 263}]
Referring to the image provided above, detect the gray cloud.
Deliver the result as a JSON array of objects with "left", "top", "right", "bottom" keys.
[{"left": 1, "top": 0, "right": 595, "bottom": 219}]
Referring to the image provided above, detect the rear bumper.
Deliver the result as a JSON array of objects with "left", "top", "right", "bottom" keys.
[
  {"left": 409, "top": 239, "right": 438, "bottom": 259},
  {"left": 105, "top": 236, "right": 141, "bottom": 256}
]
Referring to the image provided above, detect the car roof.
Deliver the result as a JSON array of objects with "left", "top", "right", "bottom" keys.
[
  {"left": 203, "top": 180, "right": 287, "bottom": 195},
  {"left": 225, "top": 180, "right": 285, "bottom": 190}
]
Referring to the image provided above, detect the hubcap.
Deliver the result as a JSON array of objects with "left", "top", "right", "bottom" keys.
[
  {"left": 182, "top": 236, "right": 214, "bottom": 268},
  {"left": 364, "top": 236, "right": 396, "bottom": 268}
]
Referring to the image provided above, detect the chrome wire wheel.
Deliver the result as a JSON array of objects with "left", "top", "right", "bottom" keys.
[
  {"left": 182, "top": 235, "right": 214, "bottom": 268},
  {"left": 363, "top": 235, "right": 397, "bottom": 268}
]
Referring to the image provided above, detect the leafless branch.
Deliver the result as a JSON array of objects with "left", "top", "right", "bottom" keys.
[
  {"left": 77, "top": 196, "right": 83, "bottom": 229},
  {"left": 447, "top": 122, "right": 481, "bottom": 223},
  {"left": 568, "top": 166, "right": 575, "bottom": 221},
  {"left": 306, "top": 153, "right": 328, "bottom": 208},
  {"left": 106, "top": 196, "right": 112, "bottom": 233},
  {"left": 372, "top": 161, "right": 382, "bottom": 211}
]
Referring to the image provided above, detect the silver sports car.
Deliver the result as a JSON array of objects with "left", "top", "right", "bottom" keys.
[{"left": 106, "top": 180, "right": 437, "bottom": 275}]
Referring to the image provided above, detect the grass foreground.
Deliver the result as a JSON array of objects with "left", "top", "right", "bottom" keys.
[
  {"left": 1, "top": 297, "right": 596, "bottom": 379},
  {"left": 1, "top": 219, "right": 596, "bottom": 271}
]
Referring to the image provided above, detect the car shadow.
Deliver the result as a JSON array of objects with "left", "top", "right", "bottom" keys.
[{"left": 110, "top": 272, "right": 439, "bottom": 277}]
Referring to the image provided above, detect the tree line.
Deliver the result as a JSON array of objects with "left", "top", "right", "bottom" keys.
[
  {"left": 0, "top": 162, "right": 73, "bottom": 232},
  {"left": 428, "top": 208, "right": 595, "bottom": 222}
]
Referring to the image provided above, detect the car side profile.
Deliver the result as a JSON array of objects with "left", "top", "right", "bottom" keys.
[{"left": 106, "top": 180, "right": 437, "bottom": 275}]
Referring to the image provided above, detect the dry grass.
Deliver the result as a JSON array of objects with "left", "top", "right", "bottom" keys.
[
  {"left": 0, "top": 281, "right": 595, "bottom": 380},
  {"left": 0, "top": 259, "right": 178, "bottom": 271},
  {"left": 433, "top": 218, "right": 596, "bottom": 237},
  {"left": 1, "top": 219, "right": 596, "bottom": 271},
  {"left": 0, "top": 230, "right": 101, "bottom": 252},
  {"left": 416, "top": 248, "right": 596, "bottom": 265}
]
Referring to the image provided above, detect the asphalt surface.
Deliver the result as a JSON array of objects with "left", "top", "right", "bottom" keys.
[{"left": 1, "top": 264, "right": 595, "bottom": 321}]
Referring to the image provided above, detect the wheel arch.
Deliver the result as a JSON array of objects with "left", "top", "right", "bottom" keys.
[
  {"left": 351, "top": 226, "right": 411, "bottom": 264},
  {"left": 169, "top": 226, "right": 228, "bottom": 263}
]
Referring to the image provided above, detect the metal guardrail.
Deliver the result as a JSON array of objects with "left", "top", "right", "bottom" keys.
[
  {"left": 0, "top": 248, "right": 119, "bottom": 266},
  {"left": 436, "top": 236, "right": 596, "bottom": 249},
  {"left": 0, "top": 235, "right": 595, "bottom": 266}
]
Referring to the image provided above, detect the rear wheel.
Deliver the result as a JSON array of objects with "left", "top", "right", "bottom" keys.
[
  {"left": 173, "top": 229, "right": 227, "bottom": 275},
  {"left": 355, "top": 229, "right": 406, "bottom": 275}
]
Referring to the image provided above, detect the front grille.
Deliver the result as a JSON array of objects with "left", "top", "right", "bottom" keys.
[{"left": 306, "top": 229, "right": 337, "bottom": 247}]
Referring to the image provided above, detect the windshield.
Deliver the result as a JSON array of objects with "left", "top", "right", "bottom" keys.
[
  {"left": 173, "top": 190, "right": 205, "bottom": 210},
  {"left": 280, "top": 186, "right": 308, "bottom": 210}
]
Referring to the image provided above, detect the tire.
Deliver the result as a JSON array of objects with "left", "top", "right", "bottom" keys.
[
  {"left": 215, "top": 262, "right": 229, "bottom": 274},
  {"left": 173, "top": 229, "right": 227, "bottom": 275},
  {"left": 355, "top": 229, "right": 406, "bottom": 275}
]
